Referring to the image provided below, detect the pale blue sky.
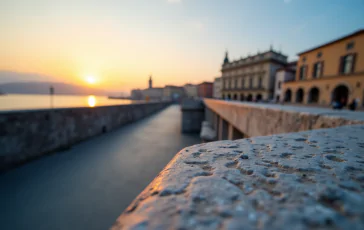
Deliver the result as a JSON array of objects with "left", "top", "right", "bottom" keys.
[{"left": 0, "top": 0, "right": 363, "bottom": 91}]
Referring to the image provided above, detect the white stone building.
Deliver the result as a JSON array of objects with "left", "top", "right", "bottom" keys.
[
  {"left": 142, "top": 87, "right": 164, "bottom": 101},
  {"left": 274, "top": 61, "right": 297, "bottom": 102},
  {"left": 163, "top": 85, "right": 185, "bottom": 101},
  {"left": 213, "top": 77, "right": 222, "bottom": 99},
  {"left": 184, "top": 84, "right": 198, "bottom": 98}
]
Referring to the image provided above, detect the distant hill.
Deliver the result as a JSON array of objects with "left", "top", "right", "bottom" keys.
[{"left": 0, "top": 82, "right": 108, "bottom": 96}]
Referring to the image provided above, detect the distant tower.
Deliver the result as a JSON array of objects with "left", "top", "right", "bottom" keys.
[
  {"left": 223, "top": 51, "right": 229, "bottom": 65},
  {"left": 149, "top": 75, "right": 153, "bottom": 89}
]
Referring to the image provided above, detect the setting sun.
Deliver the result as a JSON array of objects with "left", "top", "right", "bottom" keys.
[
  {"left": 86, "top": 76, "right": 96, "bottom": 84},
  {"left": 87, "top": 95, "right": 96, "bottom": 107}
]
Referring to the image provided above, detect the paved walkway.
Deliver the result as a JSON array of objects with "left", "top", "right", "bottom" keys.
[
  {"left": 228, "top": 101, "right": 364, "bottom": 121},
  {"left": 0, "top": 105, "right": 200, "bottom": 230}
]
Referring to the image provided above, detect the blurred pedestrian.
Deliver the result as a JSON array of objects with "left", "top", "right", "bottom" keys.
[
  {"left": 348, "top": 98, "right": 358, "bottom": 111},
  {"left": 332, "top": 100, "right": 342, "bottom": 110}
]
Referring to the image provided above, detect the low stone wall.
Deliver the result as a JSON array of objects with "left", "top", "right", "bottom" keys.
[
  {"left": 112, "top": 124, "right": 364, "bottom": 230},
  {"left": 0, "top": 102, "right": 169, "bottom": 171},
  {"left": 204, "top": 99, "right": 364, "bottom": 138}
]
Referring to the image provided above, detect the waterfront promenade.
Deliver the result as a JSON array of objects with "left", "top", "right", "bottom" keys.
[{"left": 0, "top": 105, "right": 200, "bottom": 230}]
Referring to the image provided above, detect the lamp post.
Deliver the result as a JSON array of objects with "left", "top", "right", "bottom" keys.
[{"left": 50, "top": 86, "right": 54, "bottom": 109}]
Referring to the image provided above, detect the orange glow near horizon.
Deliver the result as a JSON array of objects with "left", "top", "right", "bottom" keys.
[{"left": 87, "top": 95, "right": 96, "bottom": 107}]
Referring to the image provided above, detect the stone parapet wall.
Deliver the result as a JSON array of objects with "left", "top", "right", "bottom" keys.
[
  {"left": 204, "top": 99, "right": 364, "bottom": 137},
  {"left": 112, "top": 125, "right": 364, "bottom": 230},
  {"left": 0, "top": 102, "right": 170, "bottom": 171}
]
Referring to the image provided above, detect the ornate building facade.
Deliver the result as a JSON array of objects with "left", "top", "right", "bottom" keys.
[{"left": 221, "top": 49, "right": 288, "bottom": 101}]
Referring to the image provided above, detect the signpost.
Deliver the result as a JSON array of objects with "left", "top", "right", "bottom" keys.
[{"left": 50, "top": 86, "right": 54, "bottom": 109}]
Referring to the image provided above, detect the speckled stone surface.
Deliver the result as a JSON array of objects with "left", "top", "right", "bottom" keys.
[{"left": 112, "top": 125, "right": 364, "bottom": 230}]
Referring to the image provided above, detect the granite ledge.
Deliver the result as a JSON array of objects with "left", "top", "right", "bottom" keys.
[{"left": 112, "top": 124, "right": 364, "bottom": 230}]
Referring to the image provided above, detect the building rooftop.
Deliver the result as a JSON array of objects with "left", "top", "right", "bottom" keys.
[
  {"left": 165, "top": 85, "right": 183, "bottom": 88},
  {"left": 198, "top": 82, "right": 213, "bottom": 85},
  {"left": 146, "top": 87, "right": 163, "bottom": 90},
  {"left": 297, "top": 29, "right": 364, "bottom": 55},
  {"left": 222, "top": 48, "right": 288, "bottom": 70}
]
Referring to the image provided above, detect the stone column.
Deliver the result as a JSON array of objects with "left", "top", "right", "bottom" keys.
[
  {"left": 228, "top": 124, "right": 234, "bottom": 140},
  {"left": 219, "top": 117, "right": 229, "bottom": 140},
  {"left": 218, "top": 116, "right": 223, "bottom": 140},
  {"left": 292, "top": 90, "right": 296, "bottom": 104},
  {"left": 302, "top": 89, "right": 310, "bottom": 105},
  {"left": 218, "top": 116, "right": 229, "bottom": 140},
  {"left": 214, "top": 113, "right": 219, "bottom": 133}
]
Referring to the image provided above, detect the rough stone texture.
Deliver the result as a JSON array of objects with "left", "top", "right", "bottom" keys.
[
  {"left": 112, "top": 124, "right": 364, "bottom": 230},
  {"left": 0, "top": 102, "right": 169, "bottom": 171},
  {"left": 204, "top": 99, "right": 364, "bottom": 137}
]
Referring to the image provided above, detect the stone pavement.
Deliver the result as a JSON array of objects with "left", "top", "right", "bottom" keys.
[{"left": 112, "top": 124, "right": 364, "bottom": 230}]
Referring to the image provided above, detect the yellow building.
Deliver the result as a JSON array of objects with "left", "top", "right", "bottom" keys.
[{"left": 282, "top": 29, "right": 364, "bottom": 107}]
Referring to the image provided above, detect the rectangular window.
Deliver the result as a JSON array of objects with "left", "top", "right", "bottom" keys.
[
  {"left": 299, "top": 66, "right": 307, "bottom": 80},
  {"left": 234, "top": 79, "right": 238, "bottom": 89},
  {"left": 340, "top": 54, "right": 356, "bottom": 74},
  {"left": 249, "top": 77, "right": 253, "bottom": 88},
  {"left": 241, "top": 78, "right": 245, "bottom": 88},
  {"left": 313, "top": 62, "right": 324, "bottom": 78},
  {"left": 344, "top": 55, "right": 353, "bottom": 74},
  {"left": 347, "top": 42, "right": 354, "bottom": 50},
  {"left": 229, "top": 79, "right": 232, "bottom": 89},
  {"left": 278, "top": 81, "right": 281, "bottom": 89}
]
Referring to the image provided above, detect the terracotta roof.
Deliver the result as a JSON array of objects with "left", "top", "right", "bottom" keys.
[{"left": 297, "top": 29, "right": 364, "bottom": 55}]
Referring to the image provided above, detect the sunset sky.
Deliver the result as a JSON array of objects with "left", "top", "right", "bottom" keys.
[{"left": 1, "top": 0, "right": 363, "bottom": 94}]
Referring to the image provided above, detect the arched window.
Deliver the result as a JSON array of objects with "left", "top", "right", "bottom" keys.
[
  {"left": 296, "top": 88, "right": 304, "bottom": 103},
  {"left": 256, "top": 94, "right": 262, "bottom": 101},
  {"left": 247, "top": 94, "right": 253, "bottom": 101},
  {"left": 240, "top": 94, "right": 245, "bottom": 101},
  {"left": 284, "top": 89, "right": 292, "bottom": 102},
  {"left": 332, "top": 85, "right": 349, "bottom": 105},
  {"left": 308, "top": 87, "right": 320, "bottom": 103}
]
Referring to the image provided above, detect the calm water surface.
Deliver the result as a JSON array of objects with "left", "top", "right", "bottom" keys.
[
  {"left": 0, "top": 105, "right": 200, "bottom": 230},
  {"left": 0, "top": 94, "right": 135, "bottom": 111}
]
